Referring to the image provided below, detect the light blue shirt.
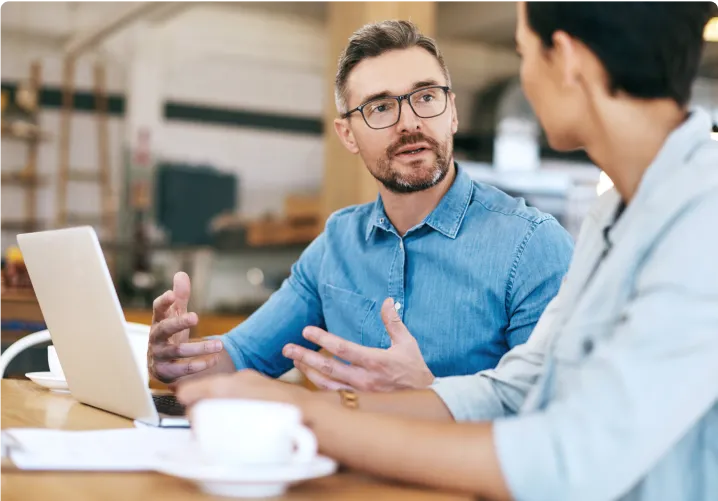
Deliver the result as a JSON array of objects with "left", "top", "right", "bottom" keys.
[
  {"left": 218, "top": 164, "right": 574, "bottom": 378},
  {"left": 432, "top": 109, "right": 718, "bottom": 501}
]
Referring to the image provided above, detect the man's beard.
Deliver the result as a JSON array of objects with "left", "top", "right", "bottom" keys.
[{"left": 370, "top": 132, "right": 453, "bottom": 194}]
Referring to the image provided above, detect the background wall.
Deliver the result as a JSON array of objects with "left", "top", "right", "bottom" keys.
[
  {"left": 157, "top": 4, "right": 517, "bottom": 311},
  {"left": 2, "top": 3, "right": 522, "bottom": 251},
  {"left": 3, "top": 2, "right": 717, "bottom": 312},
  {"left": 1, "top": 32, "right": 126, "bottom": 244},
  {"left": 152, "top": 5, "right": 521, "bottom": 220},
  {"left": 148, "top": 4, "right": 327, "bottom": 219}
]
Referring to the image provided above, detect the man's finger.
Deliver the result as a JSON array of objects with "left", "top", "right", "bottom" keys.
[
  {"left": 153, "top": 353, "right": 219, "bottom": 382},
  {"left": 151, "top": 339, "right": 223, "bottom": 361},
  {"left": 282, "top": 344, "right": 365, "bottom": 386},
  {"left": 151, "top": 290, "right": 175, "bottom": 325},
  {"left": 380, "top": 298, "right": 414, "bottom": 345},
  {"left": 301, "top": 327, "right": 375, "bottom": 365},
  {"left": 293, "top": 361, "right": 353, "bottom": 391},
  {"left": 172, "top": 271, "right": 192, "bottom": 315},
  {"left": 149, "top": 312, "right": 198, "bottom": 344}
]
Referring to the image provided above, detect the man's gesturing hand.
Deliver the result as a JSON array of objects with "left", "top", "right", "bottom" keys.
[
  {"left": 147, "top": 271, "right": 224, "bottom": 384},
  {"left": 283, "top": 298, "right": 435, "bottom": 391}
]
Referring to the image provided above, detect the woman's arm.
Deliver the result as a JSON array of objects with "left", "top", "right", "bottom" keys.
[
  {"left": 304, "top": 396, "right": 512, "bottom": 500},
  {"left": 177, "top": 371, "right": 512, "bottom": 500}
]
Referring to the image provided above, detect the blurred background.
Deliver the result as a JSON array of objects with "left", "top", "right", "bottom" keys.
[{"left": 2, "top": 2, "right": 717, "bottom": 375}]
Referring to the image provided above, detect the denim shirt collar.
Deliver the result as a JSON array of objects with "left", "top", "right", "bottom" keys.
[{"left": 365, "top": 162, "right": 473, "bottom": 241}]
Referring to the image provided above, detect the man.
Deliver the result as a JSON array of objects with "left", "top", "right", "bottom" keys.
[
  {"left": 177, "top": 3, "right": 718, "bottom": 501},
  {"left": 148, "top": 20, "right": 573, "bottom": 390}
]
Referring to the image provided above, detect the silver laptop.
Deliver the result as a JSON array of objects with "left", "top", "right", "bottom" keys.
[{"left": 17, "top": 226, "right": 189, "bottom": 427}]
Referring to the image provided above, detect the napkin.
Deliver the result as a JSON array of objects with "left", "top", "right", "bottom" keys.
[{"left": 1, "top": 428, "right": 192, "bottom": 471}]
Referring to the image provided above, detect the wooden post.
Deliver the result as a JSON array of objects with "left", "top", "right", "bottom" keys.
[
  {"left": 56, "top": 57, "right": 74, "bottom": 228},
  {"left": 321, "top": 2, "right": 437, "bottom": 221},
  {"left": 95, "top": 62, "right": 116, "bottom": 276},
  {"left": 94, "top": 63, "right": 114, "bottom": 237},
  {"left": 24, "top": 61, "right": 42, "bottom": 230}
]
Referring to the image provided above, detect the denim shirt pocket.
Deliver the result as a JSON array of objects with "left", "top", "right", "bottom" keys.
[{"left": 320, "top": 283, "right": 376, "bottom": 346}]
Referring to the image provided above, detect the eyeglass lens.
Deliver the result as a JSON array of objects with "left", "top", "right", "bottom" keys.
[{"left": 362, "top": 87, "right": 447, "bottom": 129}]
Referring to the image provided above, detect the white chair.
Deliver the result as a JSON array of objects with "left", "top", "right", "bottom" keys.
[
  {"left": 0, "top": 329, "right": 52, "bottom": 378},
  {"left": 0, "top": 322, "right": 150, "bottom": 378}
]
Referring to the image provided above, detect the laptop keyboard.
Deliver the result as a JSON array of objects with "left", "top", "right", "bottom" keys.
[{"left": 152, "top": 394, "right": 186, "bottom": 416}]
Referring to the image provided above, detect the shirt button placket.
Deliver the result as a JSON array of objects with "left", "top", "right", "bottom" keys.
[
  {"left": 385, "top": 233, "right": 406, "bottom": 349},
  {"left": 395, "top": 238, "right": 406, "bottom": 323}
]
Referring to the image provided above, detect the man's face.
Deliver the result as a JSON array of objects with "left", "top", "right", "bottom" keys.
[{"left": 335, "top": 47, "right": 459, "bottom": 194}]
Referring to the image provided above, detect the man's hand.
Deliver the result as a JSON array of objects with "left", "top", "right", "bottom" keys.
[
  {"left": 147, "top": 271, "right": 225, "bottom": 385},
  {"left": 283, "top": 298, "right": 435, "bottom": 391},
  {"left": 176, "top": 369, "right": 311, "bottom": 409}
]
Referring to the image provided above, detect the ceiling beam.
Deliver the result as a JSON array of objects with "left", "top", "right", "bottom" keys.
[
  {"left": 1, "top": 27, "right": 70, "bottom": 48},
  {"left": 143, "top": 2, "right": 198, "bottom": 24},
  {"left": 62, "top": 2, "right": 174, "bottom": 57}
]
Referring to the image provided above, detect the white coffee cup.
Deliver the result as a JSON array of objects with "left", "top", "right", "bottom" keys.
[
  {"left": 191, "top": 399, "right": 317, "bottom": 467},
  {"left": 47, "top": 346, "right": 65, "bottom": 380}
]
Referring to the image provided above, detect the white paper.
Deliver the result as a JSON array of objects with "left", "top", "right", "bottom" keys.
[{"left": 2, "top": 428, "right": 192, "bottom": 471}]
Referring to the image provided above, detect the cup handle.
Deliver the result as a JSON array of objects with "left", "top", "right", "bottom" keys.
[{"left": 290, "top": 425, "right": 317, "bottom": 463}]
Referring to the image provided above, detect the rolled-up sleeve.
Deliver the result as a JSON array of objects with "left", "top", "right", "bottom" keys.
[
  {"left": 504, "top": 218, "right": 573, "bottom": 349},
  {"left": 493, "top": 195, "right": 718, "bottom": 501}
]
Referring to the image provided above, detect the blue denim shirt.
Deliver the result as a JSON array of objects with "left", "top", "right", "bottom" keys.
[
  {"left": 432, "top": 109, "right": 718, "bottom": 501},
  {"left": 218, "top": 165, "right": 574, "bottom": 378}
]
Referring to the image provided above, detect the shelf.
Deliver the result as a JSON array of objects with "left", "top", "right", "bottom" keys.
[
  {"left": 1, "top": 171, "right": 47, "bottom": 186},
  {"left": 67, "top": 170, "right": 102, "bottom": 182},
  {"left": 2, "top": 62, "right": 45, "bottom": 243},
  {"left": 62, "top": 214, "right": 107, "bottom": 226},
  {"left": 0, "top": 122, "right": 50, "bottom": 142},
  {"left": 1, "top": 219, "right": 43, "bottom": 232},
  {"left": 245, "top": 218, "right": 320, "bottom": 247},
  {"left": 1, "top": 289, "right": 38, "bottom": 303},
  {"left": 98, "top": 240, "right": 310, "bottom": 255}
]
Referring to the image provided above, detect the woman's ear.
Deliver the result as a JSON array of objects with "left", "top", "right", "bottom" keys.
[{"left": 552, "top": 30, "right": 581, "bottom": 89}]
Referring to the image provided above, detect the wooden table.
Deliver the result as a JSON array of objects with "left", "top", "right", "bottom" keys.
[{"left": 1, "top": 380, "right": 471, "bottom": 501}]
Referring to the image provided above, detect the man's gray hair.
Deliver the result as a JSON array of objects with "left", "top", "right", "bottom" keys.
[{"left": 334, "top": 20, "right": 451, "bottom": 114}]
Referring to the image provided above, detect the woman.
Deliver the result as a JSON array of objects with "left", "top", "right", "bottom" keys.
[{"left": 177, "top": 3, "right": 718, "bottom": 500}]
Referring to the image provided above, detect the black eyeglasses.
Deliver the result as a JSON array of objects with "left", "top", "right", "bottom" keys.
[{"left": 341, "top": 85, "right": 451, "bottom": 130}]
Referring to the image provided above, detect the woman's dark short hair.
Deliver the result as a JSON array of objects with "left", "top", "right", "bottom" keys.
[{"left": 526, "top": 2, "right": 716, "bottom": 106}]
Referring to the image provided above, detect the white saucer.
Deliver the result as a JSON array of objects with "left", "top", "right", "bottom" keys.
[
  {"left": 154, "top": 445, "right": 338, "bottom": 498},
  {"left": 25, "top": 372, "right": 70, "bottom": 393}
]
